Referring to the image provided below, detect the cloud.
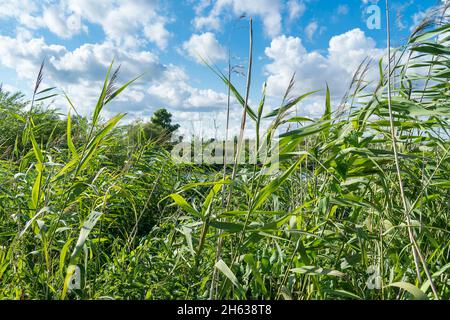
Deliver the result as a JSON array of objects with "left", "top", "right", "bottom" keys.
[
  {"left": 0, "top": 34, "right": 164, "bottom": 115},
  {"left": 264, "top": 29, "right": 384, "bottom": 116},
  {"left": 287, "top": 0, "right": 306, "bottom": 21},
  {"left": 69, "top": 0, "right": 170, "bottom": 49},
  {"left": 0, "top": 34, "right": 164, "bottom": 83},
  {"left": 143, "top": 21, "right": 171, "bottom": 50},
  {"left": 42, "top": 5, "right": 85, "bottom": 39},
  {"left": 0, "top": 31, "right": 234, "bottom": 133},
  {"left": 69, "top": 0, "right": 172, "bottom": 50},
  {"left": 182, "top": 32, "right": 227, "bottom": 64},
  {"left": 193, "top": 0, "right": 283, "bottom": 38},
  {"left": 0, "top": 35, "right": 67, "bottom": 84},
  {"left": 305, "top": 21, "right": 319, "bottom": 41},
  {"left": 147, "top": 65, "right": 229, "bottom": 111},
  {"left": 0, "top": 0, "right": 38, "bottom": 20},
  {"left": 337, "top": 4, "right": 349, "bottom": 15},
  {"left": 0, "top": 0, "right": 171, "bottom": 50},
  {"left": 193, "top": 0, "right": 213, "bottom": 15}
]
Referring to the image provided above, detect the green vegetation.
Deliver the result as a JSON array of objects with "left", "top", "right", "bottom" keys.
[
  {"left": 127, "top": 108, "right": 181, "bottom": 147},
  {"left": 0, "top": 7, "right": 449, "bottom": 300}
]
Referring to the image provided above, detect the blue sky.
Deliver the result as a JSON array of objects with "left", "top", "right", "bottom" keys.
[{"left": 0, "top": 0, "right": 443, "bottom": 137}]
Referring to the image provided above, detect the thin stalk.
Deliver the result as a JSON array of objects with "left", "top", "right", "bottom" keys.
[
  {"left": 217, "top": 18, "right": 253, "bottom": 299},
  {"left": 222, "top": 50, "right": 232, "bottom": 206},
  {"left": 385, "top": 0, "right": 439, "bottom": 299},
  {"left": 226, "top": 18, "right": 253, "bottom": 207},
  {"left": 210, "top": 49, "right": 233, "bottom": 300}
]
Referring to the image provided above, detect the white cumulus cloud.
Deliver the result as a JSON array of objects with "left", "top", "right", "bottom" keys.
[
  {"left": 182, "top": 32, "right": 227, "bottom": 64},
  {"left": 0, "top": 0, "right": 172, "bottom": 50},
  {"left": 264, "top": 29, "right": 384, "bottom": 116},
  {"left": 287, "top": 0, "right": 306, "bottom": 21},
  {"left": 193, "top": 0, "right": 283, "bottom": 38}
]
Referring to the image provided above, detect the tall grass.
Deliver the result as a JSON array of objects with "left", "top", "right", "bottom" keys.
[{"left": 0, "top": 3, "right": 449, "bottom": 300}]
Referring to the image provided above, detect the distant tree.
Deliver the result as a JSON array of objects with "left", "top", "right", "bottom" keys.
[
  {"left": 151, "top": 108, "right": 180, "bottom": 133},
  {"left": 127, "top": 108, "right": 180, "bottom": 147}
]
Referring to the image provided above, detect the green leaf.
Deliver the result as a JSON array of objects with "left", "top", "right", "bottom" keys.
[
  {"left": 92, "top": 60, "right": 114, "bottom": 126},
  {"left": 169, "top": 193, "right": 200, "bottom": 218},
  {"left": 67, "top": 112, "right": 78, "bottom": 159},
  {"left": 70, "top": 211, "right": 104, "bottom": 265},
  {"left": 388, "top": 282, "right": 428, "bottom": 300},
  {"left": 34, "top": 93, "right": 58, "bottom": 102},
  {"left": 31, "top": 168, "right": 42, "bottom": 210},
  {"left": 410, "top": 24, "right": 450, "bottom": 43},
  {"left": 30, "top": 131, "right": 44, "bottom": 164},
  {"left": 252, "top": 155, "right": 305, "bottom": 211},
  {"left": 201, "top": 180, "right": 225, "bottom": 217},
  {"left": 76, "top": 113, "right": 125, "bottom": 175},
  {"left": 323, "top": 84, "right": 331, "bottom": 122},
  {"left": 36, "top": 87, "right": 56, "bottom": 95},
  {"left": 177, "top": 227, "right": 195, "bottom": 257},
  {"left": 244, "top": 254, "right": 267, "bottom": 295},
  {"left": 410, "top": 43, "right": 450, "bottom": 55},
  {"left": 279, "top": 121, "right": 331, "bottom": 140},
  {"left": 215, "top": 259, "right": 245, "bottom": 297},
  {"left": 59, "top": 238, "right": 75, "bottom": 276},
  {"left": 264, "top": 91, "right": 319, "bottom": 118},
  {"left": 325, "top": 289, "right": 362, "bottom": 300},
  {"left": 284, "top": 116, "right": 314, "bottom": 123},
  {"left": 18, "top": 207, "right": 50, "bottom": 238},
  {"left": 209, "top": 221, "right": 244, "bottom": 233},
  {"left": 322, "top": 85, "right": 331, "bottom": 138}
]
